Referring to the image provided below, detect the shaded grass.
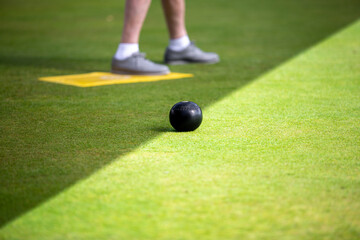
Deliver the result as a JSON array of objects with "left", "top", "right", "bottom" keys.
[{"left": 0, "top": 0, "right": 360, "bottom": 227}]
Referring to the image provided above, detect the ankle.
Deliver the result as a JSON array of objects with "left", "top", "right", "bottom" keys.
[
  {"left": 168, "top": 35, "right": 190, "bottom": 52},
  {"left": 114, "top": 43, "right": 139, "bottom": 60}
]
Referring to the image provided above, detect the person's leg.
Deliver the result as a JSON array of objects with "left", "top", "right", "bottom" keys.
[
  {"left": 161, "top": 0, "right": 219, "bottom": 64},
  {"left": 161, "top": 0, "right": 187, "bottom": 39},
  {"left": 112, "top": 0, "right": 169, "bottom": 75},
  {"left": 161, "top": 0, "right": 190, "bottom": 52},
  {"left": 121, "top": 0, "right": 151, "bottom": 43},
  {"left": 114, "top": 0, "right": 151, "bottom": 60}
]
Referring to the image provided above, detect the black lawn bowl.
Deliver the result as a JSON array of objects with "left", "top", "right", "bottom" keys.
[{"left": 169, "top": 101, "right": 203, "bottom": 132}]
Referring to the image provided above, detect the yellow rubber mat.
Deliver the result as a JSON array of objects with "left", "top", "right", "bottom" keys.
[{"left": 38, "top": 72, "right": 193, "bottom": 87}]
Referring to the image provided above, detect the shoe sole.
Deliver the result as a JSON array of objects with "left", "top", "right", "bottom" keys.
[
  {"left": 111, "top": 67, "right": 170, "bottom": 76},
  {"left": 165, "top": 58, "right": 220, "bottom": 65}
]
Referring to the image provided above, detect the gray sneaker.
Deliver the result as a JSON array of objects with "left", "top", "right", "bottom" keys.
[
  {"left": 111, "top": 52, "right": 170, "bottom": 75},
  {"left": 164, "top": 42, "right": 220, "bottom": 65}
]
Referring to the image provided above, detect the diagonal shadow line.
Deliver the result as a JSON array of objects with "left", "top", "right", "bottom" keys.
[{"left": 1, "top": 1, "right": 360, "bottom": 228}]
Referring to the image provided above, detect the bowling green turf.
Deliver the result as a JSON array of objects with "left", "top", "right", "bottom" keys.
[{"left": 0, "top": 0, "right": 360, "bottom": 239}]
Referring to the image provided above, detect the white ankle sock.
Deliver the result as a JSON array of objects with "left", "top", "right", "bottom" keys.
[
  {"left": 114, "top": 43, "right": 139, "bottom": 60},
  {"left": 168, "top": 35, "right": 190, "bottom": 52}
]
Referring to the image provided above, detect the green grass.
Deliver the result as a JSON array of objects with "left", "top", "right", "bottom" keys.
[
  {"left": 0, "top": 0, "right": 360, "bottom": 239},
  {"left": 1, "top": 16, "right": 360, "bottom": 240}
]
